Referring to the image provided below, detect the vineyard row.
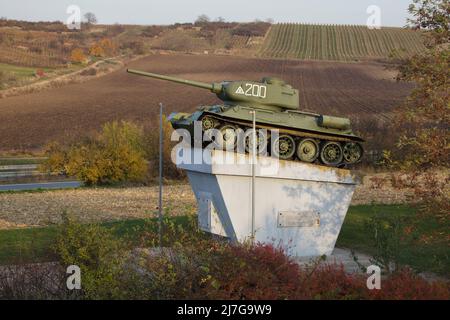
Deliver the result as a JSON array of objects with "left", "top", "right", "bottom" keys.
[{"left": 259, "top": 24, "right": 425, "bottom": 61}]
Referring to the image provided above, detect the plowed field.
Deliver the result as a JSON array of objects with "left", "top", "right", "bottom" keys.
[{"left": 0, "top": 53, "right": 413, "bottom": 151}]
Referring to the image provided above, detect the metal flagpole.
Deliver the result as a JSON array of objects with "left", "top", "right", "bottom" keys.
[
  {"left": 250, "top": 110, "right": 256, "bottom": 243},
  {"left": 158, "top": 102, "right": 164, "bottom": 248}
]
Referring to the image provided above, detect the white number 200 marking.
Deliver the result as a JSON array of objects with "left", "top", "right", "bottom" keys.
[{"left": 244, "top": 83, "right": 267, "bottom": 98}]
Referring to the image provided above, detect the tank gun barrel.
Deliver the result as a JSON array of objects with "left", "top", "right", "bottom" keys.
[{"left": 127, "top": 69, "right": 223, "bottom": 94}]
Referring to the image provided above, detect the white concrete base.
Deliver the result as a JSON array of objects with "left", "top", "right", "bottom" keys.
[{"left": 177, "top": 148, "right": 357, "bottom": 257}]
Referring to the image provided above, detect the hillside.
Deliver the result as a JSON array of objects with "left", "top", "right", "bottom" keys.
[
  {"left": 0, "top": 20, "right": 269, "bottom": 90},
  {"left": 259, "top": 23, "right": 426, "bottom": 61}
]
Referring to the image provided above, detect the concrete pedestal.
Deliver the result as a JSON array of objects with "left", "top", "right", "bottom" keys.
[{"left": 177, "top": 148, "right": 357, "bottom": 257}]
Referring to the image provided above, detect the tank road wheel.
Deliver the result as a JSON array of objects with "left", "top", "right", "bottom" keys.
[
  {"left": 272, "top": 134, "right": 296, "bottom": 160},
  {"left": 217, "top": 125, "right": 238, "bottom": 150},
  {"left": 201, "top": 116, "right": 218, "bottom": 144},
  {"left": 244, "top": 129, "right": 268, "bottom": 154},
  {"left": 296, "top": 138, "right": 319, "bottom": 163},
  {"left": 343, "top": 142, "right": 363, "bottom": 164},
  {"left": 201, "top": 116, "right": 217, "bottom": 131},
  {"left": 320, "top": 141, "right": 343, "bottom": 166}
]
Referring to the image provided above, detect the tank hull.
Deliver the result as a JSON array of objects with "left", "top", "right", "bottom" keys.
[
  {"left": 171, "top": 106, "right": 362, "bottom": 140},
  {"left": 169, "top": 105, "right": 364, "bottom": 167}
]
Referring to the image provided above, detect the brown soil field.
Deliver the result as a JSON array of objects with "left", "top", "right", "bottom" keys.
[{"left": 0, "top": 53, "right": 413, "bottom": 152}]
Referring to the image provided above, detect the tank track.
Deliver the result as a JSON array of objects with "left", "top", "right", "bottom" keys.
[{"left": 198, "top": 115, "right": 364, "bottom": 168}]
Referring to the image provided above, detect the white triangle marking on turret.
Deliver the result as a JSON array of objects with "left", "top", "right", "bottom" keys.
[{"left": 235, "top": 86, "right": 245, "bottom": 95}]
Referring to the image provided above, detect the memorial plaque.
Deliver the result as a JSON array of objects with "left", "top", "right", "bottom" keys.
[{"left": 277, "top": 211, "right": 320, "bottom": 227}]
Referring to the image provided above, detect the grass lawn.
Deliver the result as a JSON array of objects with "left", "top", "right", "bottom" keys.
[
  {"left": 0, "top": 63, "right": 84, "bottom": 78},
  {"left": 0, "top": 63, "right": 50, "bottom": 77},
  {"left": 0, "top": 62, "right": 85, "bottom": 90},
  {"left": 0, "top": 63, "right": 52, "bottom": 89},
  {"left": 336, "top": 204, "right": 449, "bottom": 277},
  {"left": 0, "top": 216, "right": 190, "bottom": 266},
  {"left": 0, "top": 157, "right": 46, "bottom": 166},
  {"left": 0, "top": 205, "right": 448, "bottom": 277}
]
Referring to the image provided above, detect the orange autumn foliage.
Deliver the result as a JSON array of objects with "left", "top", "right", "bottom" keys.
[{"left": 70, "top": 48, "right": 87, "bottom": 63}]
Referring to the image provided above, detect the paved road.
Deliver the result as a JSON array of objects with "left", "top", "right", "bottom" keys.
[{"left": 0, "top": 181, "right": 82, "bottom": 191}]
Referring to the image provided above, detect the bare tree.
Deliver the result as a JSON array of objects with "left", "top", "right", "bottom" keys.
[
  {"left": 195, "top": 14, "right": 210, "bottom": 24},
  {"left": 84, "top": 12, "right": 98, "bottom": 25}
]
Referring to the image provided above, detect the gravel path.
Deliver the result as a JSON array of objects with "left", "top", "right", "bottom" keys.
[{"left": 0, "top": 184, "right": 196, "bottom": 229}]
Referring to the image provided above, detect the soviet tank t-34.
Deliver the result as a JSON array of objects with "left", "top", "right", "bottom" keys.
[{"left": 127, "top": 69, "right": 364, "bottom": 167}]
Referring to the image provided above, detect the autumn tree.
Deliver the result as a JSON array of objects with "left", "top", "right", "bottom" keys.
[
  {"left": 89, "top": 44, "right": 105, "bottom": 57},
  {"left": 41, "top": 121, "right": 147, "bottom": 186},
  {"left": 89, "top": 38, "right": 116, "bottom": 57},
  {"left": 407, "top": 0, "right": 449, "bottom": 47},
  {"left": 70, "top": 48, "right": 87, "bottom": 63},
  {"left": 99, "top": 38, "right": 116, "bottom": 56},
  {"left": 390, "top": 0, "right": 449, "bottom": 219}
]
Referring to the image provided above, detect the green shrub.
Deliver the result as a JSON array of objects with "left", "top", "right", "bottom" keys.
[
  {"left": 120, "top": 41, "right": 146, "bottom": 55},
  {"left": 0, "top": 70, "right": 18, "bottom": 89},
  {"left": 364, "top": 213, "right": 404, "bottom": 273},
  {"left": 80, "top": 67, "right": 97, "bottom": 76},
  {"left": 231, "top": 22, "right": 271, "bottom": 37},
  {"left": 41, "top": 121, "right": 148, "bottom": 185},
  {"left": 41, "top": 119, "right": 185, "bottom": 185},
  {"left": 53, "top": 213, "right": 128, "bottom": 299},
  {"left": 141, "top": 26, "right": 164, "bottom": 38},
  {"left": 156, "top": 31, "right": 197, "bottom": 51}
]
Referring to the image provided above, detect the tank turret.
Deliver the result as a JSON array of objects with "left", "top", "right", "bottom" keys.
[{"left": 127, "top": 69, "right": 299, "bottom": 111}]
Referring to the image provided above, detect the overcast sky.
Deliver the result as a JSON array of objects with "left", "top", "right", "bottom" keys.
[{"left": 0, "top": 0, "right": 413, "bottom": 27}]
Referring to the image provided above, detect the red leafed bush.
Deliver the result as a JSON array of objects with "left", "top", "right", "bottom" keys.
[
  {"left": 207, "top": 243, "right": 302, "bottom": 299},
  {"left": 142, "top": 240, "right": 449, "bottom": 300},
  {"left": 296, "top": 265, "right": 450, "bottom": 300},
  {"left": 4, "top": 216, "right": 448, "bottom": 300},
  {"left": 143, "top": 241, "right": 303, "bottom": 300},
  {"left": 297, "top": 264, "right": 368, "bottom": 300},
  {"left": 369, "top": 268, "right": 450, "bottom": 300},
  {"left": 192, "top": 243, "right": 449, "bottom": 300},
  {"left": 35, "top": 69, "right": 46, "bottom": 77}
]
